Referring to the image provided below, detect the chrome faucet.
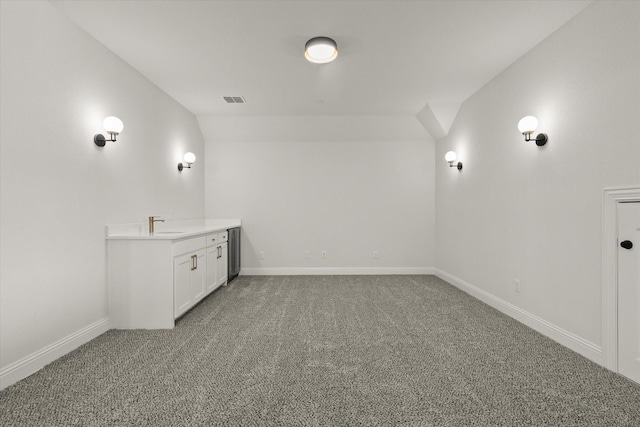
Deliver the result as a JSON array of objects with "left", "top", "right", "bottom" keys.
[{"left": 148, "top": 216, "right": 165, "bottom": 234}]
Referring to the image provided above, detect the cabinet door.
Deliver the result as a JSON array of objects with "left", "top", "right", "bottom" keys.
[
  {"left": 217, "top": 242, "right": 228, "bottom": 286},
  {"left": 206, "top": 245, "right": 219, "bottom": 294},
  {"left": 191, "top": 249, "right": 206, "bottom": 303},
  {"left": 174, "top": 253, "right": 193, "bottom": 318}
]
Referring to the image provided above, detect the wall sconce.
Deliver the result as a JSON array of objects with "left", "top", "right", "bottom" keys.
[
  {"left": 178, "top": 152, "right": 196, "bottom": 171},
  {"left": 94, "top": 116, "right": 124, "bottom": 147},
  {"left": 445, "top": 151, "right": 463, "bottom": 170},
  {"left": 518, "top": 116, "right": 548, "bottom": 146}
]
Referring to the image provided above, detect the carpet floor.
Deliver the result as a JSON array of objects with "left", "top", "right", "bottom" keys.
[{"left": 0, "top": 275, "right": 638, "bottom": 426}]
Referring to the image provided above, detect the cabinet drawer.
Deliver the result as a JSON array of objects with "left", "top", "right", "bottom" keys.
[
  {"left": 206, "top": 233, "right": 219, "bottom": 247},
  {"left": 173, "top": 236, "right": 206, "bottom": 256},
  {"left": 206, "top": 231, "right": 228, "bottom": 247}
]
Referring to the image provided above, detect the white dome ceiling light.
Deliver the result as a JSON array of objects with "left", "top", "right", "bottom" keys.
[{"left": 304, "top": 37, "right": 338, "bottom": 64}]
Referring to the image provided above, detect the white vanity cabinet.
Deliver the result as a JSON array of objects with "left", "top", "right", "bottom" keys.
[
  {"left": 108, "top": 238, "right": 177, "bottom": 329},
  {"left": 206, "top": 231, "right": 228, "bottom": 294},
  {"left": 107, "top": 220, "right": 240, "bottom": 330},
  {"left": 173, "top": 237, "right": 206, "bottom": 318}
]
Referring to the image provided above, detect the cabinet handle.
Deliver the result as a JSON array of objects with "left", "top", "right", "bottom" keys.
[
  {"left": 191, "top": 255, "right": 196, "bottom": 271},
  {"left": 194, "top": 254, "right": 198, "bottom": 270},
  {"left": 217, "top": 245, "right": 221, "bottom": 259}
]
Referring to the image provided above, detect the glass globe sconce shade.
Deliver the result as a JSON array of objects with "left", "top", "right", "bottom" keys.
[
  {"left": 445, "top": 151, "right": 462, "bottom": 170},
  {"left": 94, "top": 116, "right": 124, "bottom": 147},
  {"left": 178, "top": 152, "right": 196, "bottom": 172},
  {"left": 518, "top": 115, "right": 548, "bottom": 146}
]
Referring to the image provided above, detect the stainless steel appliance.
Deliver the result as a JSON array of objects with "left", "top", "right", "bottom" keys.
[{"left": 227, "top": 227, "right": 240, "bottom": 283}]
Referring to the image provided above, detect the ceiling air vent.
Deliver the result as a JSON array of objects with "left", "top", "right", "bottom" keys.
[{"left": 223, "top": 96, "right": 246, "bottom": 104}]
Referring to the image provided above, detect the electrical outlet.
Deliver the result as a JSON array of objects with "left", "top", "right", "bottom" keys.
[
  {"left": 259, "top": 251, "right": 265, "bottom": 260},
  {"left": 373, "top": 251, "right": 379, "bottom": 259},
  {"left": 514, "top": 279, "right": 521, "bottom": 293},
  {"left": 321, "top": 251, "right": 327, "bottom": 259},
  {"left": 304, "top": 251, "right": 310, "bottom": 259}
]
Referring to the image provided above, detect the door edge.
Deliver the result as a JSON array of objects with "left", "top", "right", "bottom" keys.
[{"left": 602, "top": 186, "right": 640, "bottom": 372}]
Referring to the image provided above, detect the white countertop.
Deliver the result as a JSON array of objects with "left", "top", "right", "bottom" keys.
[{"left": 105, "top": 218, "right": 241, "bottom": 240}]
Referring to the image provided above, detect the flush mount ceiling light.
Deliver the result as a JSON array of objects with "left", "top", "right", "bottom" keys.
[
  {"left": 518, "top": 115, "right": 548, "bottom": 146},
  {"left": 305, "top": 37, "right": 338, "bottom": 64},
  {"left": 94, "top": 116, "right": 123, "bottom": 147}
]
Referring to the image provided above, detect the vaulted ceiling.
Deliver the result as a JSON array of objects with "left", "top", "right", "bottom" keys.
[{"left": 51, "top": 0, "right": 590, "bottom": 135}]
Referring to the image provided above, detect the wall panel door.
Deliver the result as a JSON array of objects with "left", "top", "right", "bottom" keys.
[{"left": 617, "top": 201, "right": 640, "bottom": 384}]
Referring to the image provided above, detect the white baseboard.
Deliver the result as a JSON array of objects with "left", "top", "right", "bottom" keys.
[
  {"left": 434, "top": 269, "right": 603, "bottom": 365},
  {"left": 0, "top": 317, "right": 111, "bottom": 390},
  {"left": 239, "top": 267, "right": 434, "bottom": 276}
]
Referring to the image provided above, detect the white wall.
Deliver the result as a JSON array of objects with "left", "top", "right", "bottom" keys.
[
  {"left": 200, "top": 115, "right": 435, "bottom": 273},
  {"left": 435, "top": 1, "right": 640, "bottom": 355},
  {"left": 0, "top": 1, "right": 205, "bottom": 386}
]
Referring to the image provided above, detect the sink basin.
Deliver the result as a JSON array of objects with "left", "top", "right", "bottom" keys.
[{"left": 153, "top": 231, "right": 185, "bottom": 234}]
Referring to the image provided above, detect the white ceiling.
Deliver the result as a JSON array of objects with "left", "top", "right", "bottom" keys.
[{"left": 51, "top": 0, "right": 590, "bottom": 119}]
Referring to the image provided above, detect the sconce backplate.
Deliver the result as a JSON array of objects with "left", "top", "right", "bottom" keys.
[
  {"left": 535, "top": 133, "right": 548, "bottom": 146},
  {"left": 94, "top": 134, "right": 106, "bottom": 147}
]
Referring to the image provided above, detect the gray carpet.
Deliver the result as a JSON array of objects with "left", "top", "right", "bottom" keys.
[{"left": 1, "top": 275, "right": 638, "bottom": 426}]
